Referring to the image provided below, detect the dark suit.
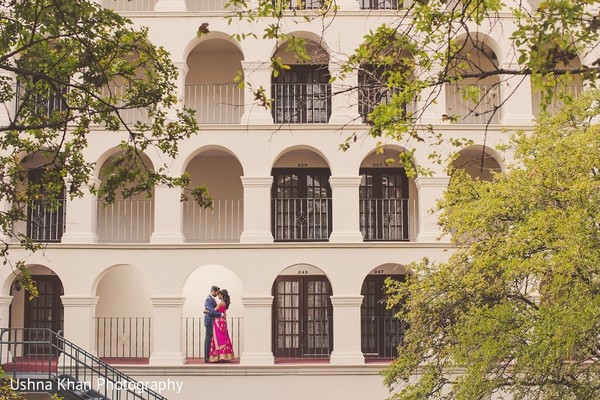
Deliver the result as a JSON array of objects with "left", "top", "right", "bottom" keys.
[{"left": 204, "top": 294, "right": 223, "bottom": 361}]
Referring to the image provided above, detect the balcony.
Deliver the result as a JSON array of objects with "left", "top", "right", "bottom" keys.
[
  {"left": 12, "top": 199, "right": 67, "bottom": 243},
  {"left": 359, "top": 0, "right": 401, "bottom": 9},
  {"left": 95, "top": 317, "right": 152, "bottom": 362},
  {"left": 272, "top": 198, "right": 332, "bottom": 241},
  {"left": 183, "top": 198, "right": 243, "bottom": 242},
  {"left": 361, "top": 316, "right": 406, "bottom": 359},
  {"left": 185, "top": 84, "right": 244, "bottom": 124},
  {"left": 183, "top": 316, "right": 243, "bottom": 361},
  {"left": 360, "top": 198, "right": 410, "bottom": 241},
  {"left": 532, "top": 85, "right": 583, "bottom": 118},
  {"left": 445, "top": 84, "right": 500, "bottom": 124},
  {"left": 101, "top": 0, "right": 156, "bottom": 11},
  {"left": 272, "top": 83, "right": 331, "bottom": 124},
  {"left": 97, "top": 199, "right": 154, "bottom": 243},
  {"left": 278, "top": 0, "right": 325, "bottom": 9}
]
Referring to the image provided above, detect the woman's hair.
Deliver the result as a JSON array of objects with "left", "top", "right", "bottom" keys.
[{"left": 218, "top": 289, "right": 231, "bottom": 309}]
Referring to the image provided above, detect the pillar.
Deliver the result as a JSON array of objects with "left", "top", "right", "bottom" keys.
[
  {"left": 61, "top": 178, "right": 100, "bottom": 243},
  {"left": 61, "top": 296, "right": 98, "bottom": 354},
  {"left": 414, "top": 176, "right": 450, "bottom": 242},
  {"left": 328, "top": 66, "right": 361, "bottom": 125},
  {"left": 240, "top": 296, "right": 274, "bottom": 365},
  {"left": 0, "top": 296, "right": 12, "bottom": 328},
  {"left": 329, "top": 295, "right": 365, "bottom": 365},
  {"left": 150, "top": 184, "right": 185, "bottom": 243},
  {"left": 240, "top": 61, "right": 273, "bottom": 125},
  {"left": 328, "top": 176, "right": 363, "bottom": 243},
  {"left": 154, "top": 0, "right": 187, "bottom": 11},
  {"left": 240, "top": 176, "right": 274, "bottom": 243},
  {"left": 149, "top": 296, "right": 185, "bottom": 365},
  {"left": 418, "top": 66, "right": 448, "bottom": 125},
  {"left": 500, "top": 61, "right": 534, "bottom": 124}
]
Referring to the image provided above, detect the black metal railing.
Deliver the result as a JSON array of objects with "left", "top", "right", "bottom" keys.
[
  {"left": 25, "top": 199, "right": 67, "bottom": 242},
  {"left": 274, "top": 317, "right": 332, "bottom": 359},
  {"left": 358, "top": 0, "right": 401, "bottom": 9},
  {"left": 360, "top": 198, "right": 410, "bottom": 241},
  {"left": 0, "top": 328, "right": 167, "bottom": 400},
  {"left": 272, "top": 83, "right": 331, "bottom": 123},
  {"left": 275, "top": 0, "right": 325, "bottom": 9},
  {"left": 182, "top": 317, "right": 243, "bottom": 360},
  {"left": 272, "top": 198, "right": 332, "bottom": 241},
  {"left": 361, "top": 316, "right": 406, "bottom": 359},
  {"left": 95, "top": 317, "right": 152, "bottom": 360}
]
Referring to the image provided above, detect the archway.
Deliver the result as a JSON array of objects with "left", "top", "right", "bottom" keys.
[{"left": 452, "top": 146, "right": 502, "bottom": 181}]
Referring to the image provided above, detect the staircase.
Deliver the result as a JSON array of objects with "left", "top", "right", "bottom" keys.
[{"left": 0, "top": 328, "right": 167, "bottom": 400}]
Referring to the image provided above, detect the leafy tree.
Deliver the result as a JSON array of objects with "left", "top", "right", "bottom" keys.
[
  {"left": 229, "top": 0, "right": 599, "bottom": 167},
  {"left": 0, "top": 0, "right": 205, "bottom": 292},
  {"left": 383, "top": 90, "right": 600, "bottom": 400}
]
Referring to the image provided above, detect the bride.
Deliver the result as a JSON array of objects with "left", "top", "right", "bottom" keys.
[{"left": 209, "top": 289, "right": 234, "bottom": 362}]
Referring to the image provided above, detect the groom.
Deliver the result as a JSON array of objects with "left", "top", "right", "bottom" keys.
[{"left": 204, "top": 285, "right": 224, "bottom": 362}]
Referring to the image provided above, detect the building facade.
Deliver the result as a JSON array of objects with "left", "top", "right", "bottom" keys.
[{"left": 0, "top": 1, "right": 592, "bottom": 399}]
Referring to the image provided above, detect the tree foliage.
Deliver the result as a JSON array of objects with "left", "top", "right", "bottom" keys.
[
  {"left": 384, "top": 91, "right": 600, "bottom": 400},
  {"left": 0, "top": 0, "right": 204, "bottom": 290}
]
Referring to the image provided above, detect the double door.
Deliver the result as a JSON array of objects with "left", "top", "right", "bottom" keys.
[
  {"left": 273, "top": 276, "right": 333, "bottom": 358},
  {"left": 24, "top": 275, "right": 64, "bottom": 355}
]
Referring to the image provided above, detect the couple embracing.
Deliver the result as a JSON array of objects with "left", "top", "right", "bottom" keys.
[{"left": 204, "top": 285, "right": 234, "bottom": 362}]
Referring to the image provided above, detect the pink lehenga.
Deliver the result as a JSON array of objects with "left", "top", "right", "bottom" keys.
[{"left": 209, "top": 305, "right": 235, "bottom": 362}]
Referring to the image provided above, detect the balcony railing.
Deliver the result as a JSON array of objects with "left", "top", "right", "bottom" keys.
[
  {"left": 15, "top": 199, "right": 67, "bottom": 243},
  {"left": 183, "top": 198, "right": 243, "bottom": 242},
  {"left": 272, "top": 83, "right": 331, "bottom": 123},
  {"left": 183, "top": 316, "right": 243, "bottom": 360},
  {"left": 532, "top": 85, "right": 583, "bottom": 117},
  {"left": 274, "top": 317, "right": 332, "bottom": 359},
  {"left": 272, "top": 198, "right": 332, "bottom": 241},
  {"left": 359, "top": 0, "right": 401, "bottom": 9},
  {"left": 97, "top": 199, "right": 154, "bottom": 243},
  {"left": 361, "top": 316, "right": 407, "bottom": 359},
  {"left": 101, "top": 85, "right": 152, "bottom": 126},
  {"left": 360, "top": 198, "right": 410, "bottom": 241},
  {"left": 101, "top": 0, "right": 156, "bottom": 11},
  {"left": 445, "top": 84, "right": 500, "bottom": 124},
  {"left": 95, "top": 317, "right": 152, "bottom": 360},
  {"left": 185, "top": 84, "right": 244, "bottom": 124},
  {"left": 186, "top": 0, "right": 231, "bottom": 10},
  {"left": 277, "top": 0, "right": 325, "bottom": 9}
]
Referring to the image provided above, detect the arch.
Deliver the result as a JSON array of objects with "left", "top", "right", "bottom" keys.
[
  {"left": 451, "top": 145, "right": 504, "bottom": 181},
  {"left": 271, "top": 145, "right": 332, "bottom": 170},
  {"left": 272, "top": 31, "right": 332, "bottom": 63},
  {"left": 180, "top": 145, "right": 244, "bottom": 176},
  {"left": 454, "top": 31, "right": 503, "bottom": 67},
  {"left": 182, "top": 32, "right": 244, "bottom": 63},
  {"left": 358, "top": 145, "right": 420, "bottom": 172},
  {"left": 94, "top": 264, "right": 153, "bottom": 317},
  {"left": 94, "top": 146, "right": 157, "bottom": 179}
]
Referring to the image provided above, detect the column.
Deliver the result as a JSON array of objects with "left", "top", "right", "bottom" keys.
[
  {"left": 154, "top": 0, "right": 187, "bottom": 11},
  {"left": 150, "top": 184, "right": 185, "bottom": 243},
  {"left": 61, "top": 178, "right": 100, "bottom": 243},
  {"left": 0, "top": 296, "right": 12, "bottom": 328},
  {"left": 240, "top": 176, "right": 273, "bottom": 243},
  {"left": 169, "top": 61, "right": 189, "bottom": 120},
  {"left": 328, "top": 66, "right": 361, "bottom": 125},
  {"left": 61, "top": 296, "right": 98, "bottom": 354},
  {"left": 414, "top": 176, "right": 450, "bottom": 242},
  {"left": 330, "top": 295, "right": 365, "bottom": 365},
  {"left": 0, "top": 71, "right": 14, "bottom": 127},
  {"left": 328, "top": 176, "right": 363, "bottom": 243},
  {"left": 240, "top": 61, "right": 273, "bottom": 125},
  {"left": 500, "top": 61, "right": 534, "bottom": 124},
  {"left": 149, "top": 296, "right": 185, "bottom": 365},
  {"left": 0, "top": 176, "right": 11, "bottom": 243},
  {"left": 240, "top": 296, "right": 274, "bottom": 365},
  {"left": 418, "top": 66, "right": 448, "bottom": 125}
]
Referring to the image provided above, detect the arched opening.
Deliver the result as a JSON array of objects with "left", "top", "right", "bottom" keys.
[
  {"left": 185, "top": 38, "right": 244, "bottom": 124},
  {"left": 446, "top": 37, "right": 501, "bottom": 124},
  {"left": 272, "top": 264, "right": 332, "bottom": 360},
  {"left": 94, "top": 265, "right": 153, "bottom": 362},
  {"left": 359, "top": 149, "right": 418, "bottom": 241},
  {"left": 272, "top": 149, "right": 332, "bottom": 241},
  {"left": 13, "top": 152, "right": 66, "bottom": 242},
  {"left": 96, "top": 151, "right": 155, "bottom": 243},
  {"left": 451, "top": 146, "right": 502, "bottom": 181},
  {"left": 271, "top": 39, "right": 331, "bottom": 124},
  {"left": 182, "top": 265, "right": 244, "bottom": 363},
  {"left": 183, "top": 149, "right": 244, "bottom": 242},
  {"left": 360, "top": 263, "right": 408, "bottom": 360},
  {"left": 9, "top": 265, "right": 64, "bottom": 356}
]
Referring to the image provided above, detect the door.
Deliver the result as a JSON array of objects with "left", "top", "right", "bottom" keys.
[
  {"left": 27, "top": 169, "right": 66, "bottom": 242},
  {"left": 24, "top": 275, "right": 64, "bottom": 355},
  {"left": 272, "top": 168, "right": 332, "bottom": 241},
  {"left": 273, "top": 276, "right": 333, "bottom": 358},
  {"left": 360, "top": 168, "right": 409, "bottom": 241},
  {"left": 361, "top": 275, "right": 406, "bottom": 358}
]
